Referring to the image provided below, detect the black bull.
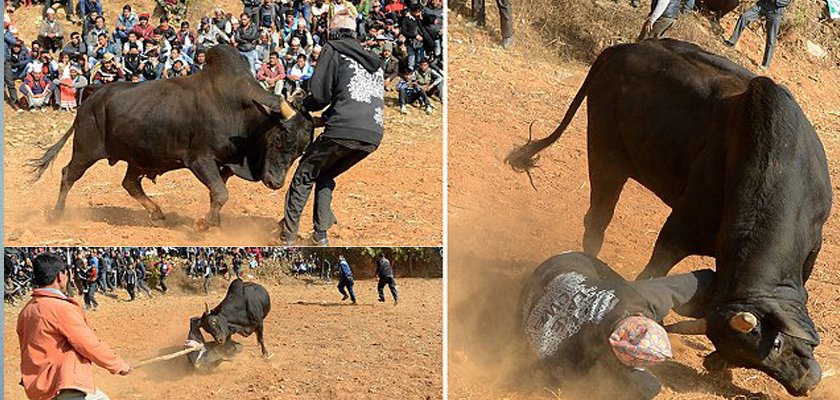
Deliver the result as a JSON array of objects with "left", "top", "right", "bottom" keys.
[
  {"left": 199, "top": 278, "right": 272, "bottom": 358},
  {"left": 28, "top": 45, "right": 314, "bottom": 229},
  {"left": 508, "top": 39, "right": 831, "bottom": 396}
]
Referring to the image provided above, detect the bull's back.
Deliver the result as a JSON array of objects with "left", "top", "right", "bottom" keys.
[{"left": 586, "top": 40, "right": 753, "bottom": 205}]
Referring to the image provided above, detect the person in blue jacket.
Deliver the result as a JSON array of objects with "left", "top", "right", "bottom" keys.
[{"left": 336, "top": 255, "right": 356, "bottom": 304}]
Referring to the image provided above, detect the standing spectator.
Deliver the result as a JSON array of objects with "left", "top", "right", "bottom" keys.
[
  {"left": 38, "top": 8, "right": 65, "bottom": 53},
  {"left": 131, "top": 13, "right": 155, "bottom": 41},
  {"left": 197, "top": 16, "right": 230, "bottom": 50},
  {"left": 724, "top": 0, "right": 789, "bottom": 70},
  {"left": 401, "top": 4, "right": 432, "bottom": 70},
  {"left": 397, "top": 70, "right": 432, "bottom": 115},
  {"left": 320, "top": 257, "right": 331, "bottom": 282},
  {"left": 6, "top": 41, "right": 31, "bottom": 109},
  {"left": 376, "top": 253, "right": 398, "bottom": 304},
  {"left": 243, "top": 0, "right": 262, "bottom": 22},
  {"left": 20, "top": 64, "right": 54, "bottom": 111},
  {"left": 424, "top": 0, "right": 444, "bottom": 58},
  {"left": 62, "top": 31, "right": 87, "bottom": 58},
  {"left": 638, "top": 0, "right": 683, "bottom": 40},
  {"left": 234, "top": 13, "right": 260, "bottom": 76},
  {"left": 232, "top": 252, "right": 243, "bottom": 280},
  {"left": 201, "top": 255, "right": 213, "bottom": 295},
  {"left": 83, "top": 257, "right": 99, "bottom": 310},
  {"left": 279, "top": 19, "right": 384, "bottom": 246},
  {"left": 135, "top": 259, "right": 153, "bottom": 299},
  {"left": 157, "top": 257, "right": 170, "bottom": 293},
  {"left": 123, "top": 263, "right": 137, "bottom": 301},
  {"left": 16, "top": 254, "right": 132, "bottom": 400},
  {"left": 257, "top": 51, "right": 286, "bottom": 94},
  {"left": 471, "top": 0, "right": 513, "bottom": 48},
  {"left": 258, "top": 0, "right": 277, "bottom": 29},
  {"left": 336, "top": 255, "right": 356, "bottom": 304}
]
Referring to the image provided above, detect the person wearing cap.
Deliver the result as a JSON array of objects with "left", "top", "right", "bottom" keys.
[
  {"left": 17, "top": 253, "right": 133, "bottom": 400},
  {"left": 92, "top": 53, "right": 124, "bottom": 84},
  {"left": 197, "top": 17, "right": 230, "bottom": 50},
  {"left": 38, "top": 8, "right": 66, "bottom": 53},
  {"left": 380, "top": 42, "right": 399, "bottom": 90},
  {"left": 62, "top": 31, "right": 87, "bottom": 58},
  {"left": 471, "top": 0, "right": 514, "bottom": 49},
  {"left": 519, "top": 252, "right": 716, "bottom": 399},
  {"left": 131, "top": 13, "right": 155, "bottom": 41},
  {"left": 233, "top": 13, "right": 261, "bottom": 76},
  {"left": 279, "top": 17, "right": 384, "bottom": 246},
  {"left": 290, "top": 19, "right": 313, "bottom": 51},
  {"left": 20, "top": 62, "right": 54, "bottom": 111}
]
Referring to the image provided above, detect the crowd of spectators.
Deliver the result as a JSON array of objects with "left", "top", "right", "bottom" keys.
[{"left": 4, "top": 0, "right": 444, "bottom": 116}]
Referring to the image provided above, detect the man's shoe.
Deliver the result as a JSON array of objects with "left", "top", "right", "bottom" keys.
[
  {"left": 394, "top": 299, "right": 398, "bottom": 306},
  {"left": 351, "top": 300, "right": 357, "bottom": 305},
  {"left": 425, "top": 105, "right": 433, "bottom": 115},
  {"left": 500, "top": 37, "right": 514, "bottom": 49},
  {"left": 378, "top": 298, "right": 385, "bottom": 302},
  {"left": 341, "top": 295, "right": 349, "bottom": 301},
  {"left": 758, "top": 64, "right": 770, "bottom": 72},
  {"left": 400, "top": 106, "right": 407, "bottom": 114},
  {"left": 724, "top": 39, "right": 736, "bottom": 48},
  {"left": 311, "top": 231, "right": 329, "bottom": 246}
]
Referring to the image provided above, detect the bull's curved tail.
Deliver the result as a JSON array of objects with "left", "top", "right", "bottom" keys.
[
  {"left": 28, "top": 124, "right": 75, "bottom": 182},
  {"left": 505, "top": 49, "right": 613, "bottom": 177}
]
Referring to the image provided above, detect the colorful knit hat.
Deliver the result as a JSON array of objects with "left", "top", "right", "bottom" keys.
[{"left": 609, "top": 315, "right": 672, "bottom": 369}]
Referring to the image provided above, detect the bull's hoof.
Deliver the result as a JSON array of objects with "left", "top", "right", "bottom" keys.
[
  {"left": 150, "top": 213, "right": 166, "bottom": 226},
  {"left": 262, "top": 352, "right": 274, "bottom": 360},
  {"left": 47, "top": 208, "right": 65, "bottom": 222},
  {"left": 194, "top": 218, "right": 219, "bottom": 231}
]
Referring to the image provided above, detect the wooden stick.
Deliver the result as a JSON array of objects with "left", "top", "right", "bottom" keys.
[{"left": 134, "top": 344, "right": 204, "bottom": 368}]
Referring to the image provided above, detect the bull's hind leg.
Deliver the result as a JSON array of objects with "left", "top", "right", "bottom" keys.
[
  {"left": 582, "top": 171, "right": 628, "bottom": 257},
  {"left": 256, "top": 323, "right": 272, "bottom": 358},
  {"left": 52, "top": 157, "right": 98, "bottom": 219},
  {"left": 122, "top": 165, "right": 165, "bottom": 222},
  {"left": 189, "top": 158, "right": 229, "bottom": 230},
  {"left": 634, "top": 205, "right": 709, "bottom": 280}
]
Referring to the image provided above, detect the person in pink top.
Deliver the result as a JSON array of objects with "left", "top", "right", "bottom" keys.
[{"left": 17, "top": 253, "right": 132, "bottom": 400}]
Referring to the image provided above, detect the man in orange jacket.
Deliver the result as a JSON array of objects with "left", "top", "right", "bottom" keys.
[{"left": 17, "top": 253, "right": 133, "bottom": 400}]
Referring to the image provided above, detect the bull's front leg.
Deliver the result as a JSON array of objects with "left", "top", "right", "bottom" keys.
[{"left": 189, "top": 158, "right": 229, "bottom": 231}]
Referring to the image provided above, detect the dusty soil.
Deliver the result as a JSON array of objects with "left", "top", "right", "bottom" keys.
[
  {"left": 3, "top": 2, "right": 442, "bottom": 247},
  {"left": 447, "top": 7, "right": 840, "bottom": 400},
  {"left": 4, "top": 276, "right": 443, "bottom": 399}
]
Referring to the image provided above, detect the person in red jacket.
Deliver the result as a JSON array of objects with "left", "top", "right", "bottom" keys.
[
  {"left": 19, "top": 65, "right": 53, "bottom": 111},
  {"left": 17, "top": 253, "right": 132, "bottom": 400},
  {"left": 131, "top": 14, "right": 155, "bottom": 42}
]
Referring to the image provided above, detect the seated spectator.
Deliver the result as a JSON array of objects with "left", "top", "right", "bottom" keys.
[
  {"left": 282, "top": 53, "right": 312, "bottom": 98},
  {"left": 92, "top": 53, "right": 124, "bottom": 84},
  {"left": 122, "top": 31, "right": 144, "bottom": 55},
  {"left": 255, "top": 29, "right": 275, "bottom": 66},
  {"left": 78, "top": 0, "right": 102, "bottom": 21},
  {"left": 84, "top": 15, "right": 109, "bottom": 48},
  {"left": 29, "top": 41, "right": 43, "bottom": 60},
  {"left": 212, "top": 8, "right": 233, "bottom": 36},
  {"left": 281, "top": 36, "right": 306, "bottom": 59},
  {"left": 415, "top": 58, "right": 442, "bottom": 99},
  {"left": 311, "top": 0, "right": 328, "bottom": 23},
  {"left": 122, "top": 44, "right": 143, "bottom": 77},
  {"left": 256, "top": 51, "right": 285, "bottom": 94},
  {"left": 62, "top": 31, "right": 87, "bottom": 58},
  {"left": 19, "top": 63, "right": 54, "bottom": 111},
  {"left": 190, "top": 49, "right": 207, "bottom": 74},
  {"left": 113, "top": 5, "right": 137, "bottom": 47},
  {"left": 290, "top": 19, "right": 313, "bottom": 51},
  {"left": 197, "top": 16, "right": 230, "bottom": 50},
  {"left": 175, "top": 20, "right": 197, "bottom": 57},
  {"left": 5, "top": 40, "right": 31, "bottom": 109},
  {"left": 384, "top": 0, "right": 405, "bottom": 19},
  {"left": 158, "top": 0, "right": 188, "bottom": 20},
  {"left": 165, "top": 46, "right": 192, "bottom": 70},
  {"left": 164, "top": 58, "right": 189, "bottom": 78},
  {"left": 139, "top": 50, "right": 164, "bottom": 81},
  {"left": 38, "top": 8, "right": 65, "bottom": 53},
  {"left": 151, "top": 29, "right": 172, "bottom": 60},
  {"left": 397, "top": 70, "right": 432, "bottom": 115},
  {"left": 368, "top": 1, "right": 386, "bottom": 25},
  {"left": 88, "top": 33, "right": 119, "bottom": 67},
  {"left": 308, "top": 44, "right": 321, "bottom": 67},
  {"left": 381, "top": 43, "right": 399, "bottom": 90},
  {"left": 54, "top": 66, "right": 87, "bottom": 110},
  {"left": 156, "top": 16, "right": 177, "bottom": 44},
  {"left": 131, "top": 13, "right": 155, "bottom": 41}
]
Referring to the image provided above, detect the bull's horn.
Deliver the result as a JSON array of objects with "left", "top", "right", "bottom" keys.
[
  {"left": 279, "top": 100, "right": 296, "bottom": 120},
  {"left": 729, "top": 312, "right": 758, "bottom": 333},
  {"left": 665, "top": 318, "right": 707, "bottom": 335},
  {"left": 204, "top": 302, "right": 210, "bottom": 314}
]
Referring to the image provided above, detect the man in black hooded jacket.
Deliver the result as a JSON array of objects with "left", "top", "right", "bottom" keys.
[{"left": 280, "top": 21, "right": 385, "bottom": 246}]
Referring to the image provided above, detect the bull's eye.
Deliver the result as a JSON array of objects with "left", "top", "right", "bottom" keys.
[{"left": 773, "top": 336, "right": 783, "bottom": 352}]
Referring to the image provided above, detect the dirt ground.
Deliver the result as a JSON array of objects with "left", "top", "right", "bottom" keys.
[
  {"left": 4, "top": 276, "right": 442, "bottom": 400},
  {"left": 447, "top": 9, "right": 840, "bottom": 400},
  {"left": 3, "top": 3, "right": 442, "bottom": 247}
]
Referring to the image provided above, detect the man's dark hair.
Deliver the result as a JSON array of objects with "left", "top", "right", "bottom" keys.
[
  {"left": 329, "top": 28, "right": 357, "bottom": 41},
  {"left": 33, "top": 253, "right": 66, "bottom": 288},
  {"left": 71, "top": 31, "right": 80, "bottom": 38},
  {"left": 269, "top": 51, "right": 279, "bottom": 58},
  {"left": 123, "top": 4, "right": 131, "bottom": 11},
  {"left": 98, "top": 33, "right": 107, "bottom": 39}
]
